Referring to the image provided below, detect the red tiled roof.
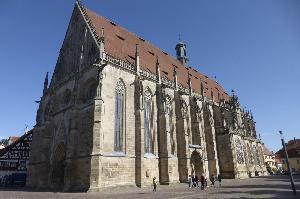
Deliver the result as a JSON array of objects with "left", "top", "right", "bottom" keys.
[
  {"left": 82, "top": 5, "right": 230, "bottom": 102},
  {"left": 8, "top": 136, "right": 19, "bottom": 144},
  {"left": 275, "top": 154, "right": 282, "bottom": 163},
  {"left": 275, "top": 139, "right": 300, "bottom": 158}
]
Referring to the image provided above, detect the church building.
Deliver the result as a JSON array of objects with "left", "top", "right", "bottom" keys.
[{"left": 26, "top": 1, "right": 267, "bottom": 191}]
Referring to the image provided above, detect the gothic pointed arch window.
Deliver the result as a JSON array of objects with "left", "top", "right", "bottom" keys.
[
  {"left": 165, "top": 96, "right": 172, "bottom": 116},
  {"left": 181, "top": 101, "right": 188, "bottom": 119},
  {"left": 259, "top": 146, "right": 264, "bottom": 165},
  {"left": 254, "top": 146, "right": 260, "bottom": 165},
  {"left": 114, "top": 80, "right": 125, "bottom": 152},
  {"left": 144, "top": 88, "right": 152, "bottom": 154},
  {"left": 165, "top": 96, "right": 175, "bottom": 155},
  {"left": 247, "top": 143, "right": 254, "bottom": 165},
  {"left": 235, "top": 138, "right": 245, "bottom": 164}
]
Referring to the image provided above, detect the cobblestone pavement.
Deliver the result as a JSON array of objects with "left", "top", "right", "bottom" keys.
[{"left": 0, "top": 175, "right": 299, "bottom": 199}]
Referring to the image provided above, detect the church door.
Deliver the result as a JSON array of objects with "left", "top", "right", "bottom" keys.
[{"left": 50, "top": 143, "right": 66, "bottom": 191}]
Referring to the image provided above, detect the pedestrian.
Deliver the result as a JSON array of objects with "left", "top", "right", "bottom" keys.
[
  {"left": 188, "top": 175, "right": 192, "bottom": 188},
  {"left": 217, "top": 174, "right": 222, "bottom": 187},
  {"left": 210, "top": 174, "right": 215, "bottom": 187},
  {"left": 153, "top": 177, "right": 157, "bottom": 192},
  {"left": 195, "top": 175, "right": 199, "bottom": 188},
  {"left": 200, "top": 174, "right": 205, "bottom": 190},
  {"left": 204, "top": 175, "right": 208, "bottom": 188},
  {"left": 192, "top": 175, "right": 196, "bottom": 188}
]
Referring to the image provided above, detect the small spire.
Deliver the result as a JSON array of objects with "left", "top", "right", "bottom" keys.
[
  {"left": 200, "top": 81, "right": 204, "bottom": 96},
  {"left": 101, "top": 27, "right": 104, "bottom": 37},
  {"left": 99, "top": 27, "right": 105, "bottom": 43},
  {"left": 135, "top": 44, "right": 139, "bottom": 56},
  {"left": 43, "top": 72, "right": 48, "bottom": 95},
  {"left": 231, "top": 89, "right": 235, "bottom": 96},
  {"left": 135, "top": 44, "right": 140, "bottom": 76},
  {"left": 24, "top": 124, "right": 29, "bottom": 134},
  {"left": 76, "top": 0, "right": 82, "bottom": 6},
  {"left": 99, "top": 27, "right": 105, "bottom": 60},
  {"left": 178, "top": 33, "right": 182, "bottom": 42},
  {"left": 156, "top": 56, "right": 161, "bottom": 84},
  {"left": 188, "top": 70, "right": 192, "bottom": 94},
  {"left": 173, "top": 65, "right": 178, "bottom": 89},
  {"left": 214, "top": 76, "right": 218, "bottom": 83},
  {"left": 173, "top": 65, "right": 177, "bottom": 76}
]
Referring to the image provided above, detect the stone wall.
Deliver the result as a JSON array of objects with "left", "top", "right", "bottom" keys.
[{"left": 27, "top": 2, "right": 267, "bottom": 192}]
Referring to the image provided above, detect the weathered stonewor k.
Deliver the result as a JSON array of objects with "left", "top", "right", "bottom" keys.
[{"left": 26, "top": 1, "right": 267, "bottom": 192}]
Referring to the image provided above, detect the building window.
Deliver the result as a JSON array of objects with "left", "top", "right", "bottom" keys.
[
  {"left": 235, "top": 138, "right": 244, "bottom": 164},
  {"left": 297, "top": 159, "right": 300, "bottom": 164},
  {"left": 144, "top": 89, "right": 152, "bottom": 154},
  {"left": 165, "top": 96, "right": 175, "bottom": 155},
  {"left": 114, "top": 81, "right": 125, "bottom": 152},
  {"left": 254, "top": 146, "right": 260, "bottom": 165},
  {"left": 247, "top": 144, "right": 254, "bottom": 165}
]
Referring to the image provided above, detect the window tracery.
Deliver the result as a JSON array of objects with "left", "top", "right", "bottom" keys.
[
  {"left": 144, "top": 88, "right": 152, "bottom": 154},
  {"left": 114, "top": 80, "right": 125, "bottom": 152},
  {"left": 235, "top": 138, "right": 245, "bottom": 164},
  {"left": 181, "top": 101, "right": 188, "bottom": 119}
]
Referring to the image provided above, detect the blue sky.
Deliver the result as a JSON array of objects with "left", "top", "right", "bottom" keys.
[{"left": 0, "top": 0, "right": 299, "bottom": 152}]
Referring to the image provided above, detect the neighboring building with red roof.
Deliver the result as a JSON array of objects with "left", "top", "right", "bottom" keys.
[
  {"left": 26, "top": 1, "right": 266, "bottom": 191},
  {"left": 7, "top": 136, "right": 20, "bottom": 146},
  {"left": 275, "top": 138, "right": 300, "bottom": 172},
  {"left": 262, "top": 144, "right": 276, "bottom": 172},
  {"left": 0, "top": 136, "right": 20, "bottom": 150}
]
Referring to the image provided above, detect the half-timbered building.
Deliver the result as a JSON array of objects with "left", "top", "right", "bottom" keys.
[{"left": 0, "top": 131, "right": 32, "bottom": 186}]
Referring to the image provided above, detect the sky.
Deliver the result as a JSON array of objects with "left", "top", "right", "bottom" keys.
[{"left": 0, "top": 0, "right": 299, "bottom": 152}]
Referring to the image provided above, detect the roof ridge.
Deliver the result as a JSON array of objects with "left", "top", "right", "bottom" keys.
[
  {"left": 82, "top": 6, "right": 186, "bottom": 67},
  {"left": 80, "top": 3, "right": 230, "bottom": 101}
]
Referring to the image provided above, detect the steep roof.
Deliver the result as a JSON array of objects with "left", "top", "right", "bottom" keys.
[
  {"left": 262, "top": 144, "right": 273, "bottom": 156},
  {"left": 8, "top": 136, "right": 19, "bottom": 144},
  {"left": 80, "top": 4, "right": 230, "bottom": 102},
  {"left": 275, "top": 139, "right": 300, "bottom": 159}
]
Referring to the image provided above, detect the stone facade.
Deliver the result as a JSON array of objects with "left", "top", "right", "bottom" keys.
[{"left": 26, "top": 2, "right": 266, "bottom": 192}]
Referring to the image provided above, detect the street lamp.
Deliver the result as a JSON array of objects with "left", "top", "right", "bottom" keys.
[{"left": 279, "top": 131, "right": 296, "bottom": 195}]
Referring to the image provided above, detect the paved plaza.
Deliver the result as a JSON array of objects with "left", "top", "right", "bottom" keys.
[{"left": 0, "top": 175, "right": 299, "bottom": 199}]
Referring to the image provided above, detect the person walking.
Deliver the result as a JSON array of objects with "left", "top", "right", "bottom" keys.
[
  {"left": 200, "top": 174, "right": 205, "bottom": 190},
  {"left": 204, "top": 175, "right": 208, "bottom": 188},
  {"left": 217, "top": 174, "right": 222, "bottom": 187},
  {"left": 210, "top": 174, "right": 215, "bottom": 187},
  {"left": 195, "top": 175, "right": 199, "bottom": 188},
  {"left": 153, "top": 177, "right": 157, "bottom": 192},
  {"left": 188, "top": 175, "right": 192, "bottom": 188},
  {"left": 192, "top": 175, "right": 196, "bottom": 188}
]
